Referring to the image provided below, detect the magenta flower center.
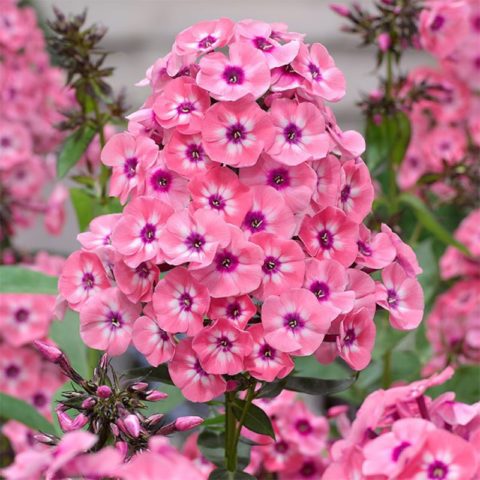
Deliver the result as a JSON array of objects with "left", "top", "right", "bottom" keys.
[
  {"left": 254, "top": 36, "right": 274, "bottom": 51},
  {"left": 215, "top": 250, "right": 239, "bottom": 273},
  {"left": 208, "top": 193, "right": 226, "bottom": 210},
  {"left": 343, "top": 328, "right": 356, "bottom": 346},
  {"left": 244, "top": 210, "right": 266, "bottom": 233},
  {"left": 5, "top": 364, "right": 20, "bottom": 378},
  {"left": 186, "top": 232, "right": 205, "bottom": 251},
  {"left": 262, "top": 255, "right": 280, "bottom": 274},
  {"left": 123, "top": 157, "right": 138, "bottom": 179},
  {"left": 284, "top": 123, "right": 302, "bottom": 144},
  {"left": 33, "top": 392, "right": 48, "bottom": 408},
  {"left": 1, "top": 136, "right": 12, "bottom": 148},
  {"left": 140, "top": 223, "right": 156, "bottom": 243},
  {"left": 300, "top": 461, "right": 317, "bottom": 477},
  {"left": 226, "top": 122, "right": 247, "bottom": 143},
  {"left": 340, "top": 184, "right": 351, "bottom": 203},
  {"left": 391, "top": 441, "right": 410, "bottom": 462},
  {"left": 318, "top": 229, "right": 334, "bottom": 249},
  {"left": 472, "top": 16, "right": 480, "bottom": 32},
  {"left": 150, "top": 169, "right": 172, "bottom": 192},
  {"left": 295, "top": 418, "right": 313, "bottom": 435},
  {"left": 177, "top": 101, "right": 195, "bottom": 115},
  {"left": 81, "top": 272, "right": 95, "bottom": 290},
  {"left": 198, "top": 34, "right": 216, "bottom": 50},
  {"left": 268, "top": 167, "right": 290, "bottom": 190},
  {"left": 310, "top": 281, "right": 330, "bottom": 301},
  {"left": 186, "top": 143, "right": 205, "bottom": 163},
  {"left": 217, "top": 335, "right": 233, "bottom": 351},
  {"left": 427, "top": 460, "right": 449, "bottom": 479},
  {"left": 135, "top": 262, "right": 151, "bottom": 279},
  {"left": 223, "top": 65, "right": 245, "bottom": 85},
  {"left": 108, "top": 311, "right": 123, "bottom": 328},
  {"left": 179, "top": 292, "right": 193, "bottom": 312},
  {"left": 274, "top": 440, "right": 289, "bottom": 453},
  {"left": 259, "top": 343, "right": 276, "bottom": 360},
  {"left": 284, "top": 312, "right": 305, "bottom": 331},
  {"left": 308, "top": 63, "right": 322, "bottom": 80},
  {"left": 159, "top": 329, "right": 170, "bottom": 341},
  {"left": 15, "top": 308, "right": 29, "bottom": 323},
  {"left": 193, "top": 359, "right": 208, "bottom": 377},
  {"left": 357, "top": 241, "right": 373, "bottom": 257},
  {"left": 430, "top": 14, "right": 445, "bottom": 31},
  {"left": 226, "top": 302, "right": 242, "bottom": 320},
  {"left": 387, "top": 289, "right": 399, "bottom": 308}
]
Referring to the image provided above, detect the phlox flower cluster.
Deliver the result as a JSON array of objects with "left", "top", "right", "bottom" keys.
[
  {"left": 0, "top": 251, "right": 66, "bottom": 456},
  {"left": 323, "top": 367, "right": 480, "bottom": 480},
  {"left": 423, "top": 209, "right": 480, "bottom": 374},
  {"left": 58, "top": 18, "right": 424, "bottom": 403},
  {"left": 0, "top": 0, "right": 73, "bottom": 241},
  {"left": 397, "top": 0, "right": 479, "bottom": 198}
]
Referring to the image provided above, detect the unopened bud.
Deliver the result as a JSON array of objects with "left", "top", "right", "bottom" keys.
[
  {"left": 110, "top": 423, "right": 120, "bottom": 437},
  {"left": 330, "top": 4, "right": 351, "bottom": 17},
  {"left": 33, "top": 340, "right": 63, "bottom": 363},
  {"left": 99, "top": 353, "right": 109, "bottom": 369},
  {"left": 144, "top": 413, "right": 164, "bottom": 428},
  {"left": 130, "top": 382, "right": 148, "bottom": 392},
  {"left": 115, "top": 441, "right": 128, "bottom": 457},
  {"left": 146, "top": 390, "right": 168, "bottom": 401},
  {"left": 81, "top": 397, "right": 96, "bottom": 409},
  {"left": 71, "top": 413, "right": 88, "bottom": 430},
  {"left": 57, "top": 410, "right": 73, "bottom": 432},
  {"left": 34, "top": 433, "right": 57, "bottom": 445},
  {"left": 123, "top": 414, "right": 141, "bottom": 438},
  {"left": 174, "top": 416, "right": 204, "bottom": 432},
  {"left": 97, "top": 385, "right": 112, "bottom": 398},
  {"left": 377, "top": 32, "right": 391, "bottom": 52}
]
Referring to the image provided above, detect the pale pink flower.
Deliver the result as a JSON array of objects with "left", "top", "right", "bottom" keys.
[
  {"left": 80, "top": 287, "right": 141, "bottom": 356},
  {"left": 355, "top": 224, "right": 396, "bottom": 270},
  {"left": 152, "top": 267, "right": 210, "bottom": 336},
  {"left": 101, "top": 132, "right": 158, "bottom": 203},
  {"left": 0, "top": 294, "right": 54, "bottom": 346},
  {"left": 250, "top": 232, "right": 305, "bottom": 300},
  {"left": 142, "top": 152, "right": 189, "bottom": 210},
  {"left": 292, "top": 43, "right": 346, "bottom": 101},
  {"left": 241, "top": 186, "right": 296, "bottom": 239},
  {"left": 153, "top": 77, "right": 210, "bottom": 134},
  {"left": 132, "top": 311, "right": 175, "bottom": 367},
  {"left": 270, "top": 63, "right": 305, "bottom": 92},
  {"left": 240, "top": 154, "right": 317, "bottom": 213},
  {"left": 161, "top": 208, "right": 230, "bottom": 269},
  {"left": 235, "top": 19, "right": 300, "bottom": 68},
  {"left": 173, "top": 18, "right": 235, "bottom": 56},
  {"left": 338, "top": 160, "right": 374, "bottom": 223},
  {"left": 197, "top": 42, "right": 270, "bottom": 101},
  {"left": 77, "top": 213, "right": 121, "bottom": 251},
  {"left": 208, "top": 294, "right": 257, "bottom": 329},
  {"left": 168, "top": 338, "right": 226, "bottom": 402},
  {"left": 111, "top": 196, "right": 174, "bottom": 267},
  {"left": 303, "top": 258, "right": 355, "bottom": 316},
  {"left": 0, "top": 121, "right": 31, "bottom": 169},
  {"left": 309, "top": 155, "right": 342, "bottom": 207},
  {"left": 114, "top": 260, "right": 159, "bottom": 304},
  {"left": 262, "top": 288, "right": 332, "bottom": 355},
  {"left": 190, "top": 225, "right": 264, "bottom": 297},
  {"left": 58, "top": 251, "right": 110, "bottom": 312},
  {"left": 192, "top": 318, "right": 253, "bottom": 375},
  {"left": 244, "top": 323, "right": 294, "bottom": 382},
  {"left": 0, "top": 344, "right": 39, "bottom": 397},
  {"left": 376, "top": 262, "right": 424, "bottom": 330},
  {"left": 202, "top": 97, "right": 274, "bottom": 167},
  {"left": 189, "top": 166, "right": 252, "bottom": 226},
  {"left": 267, "top": 98, "right": 329, "bottom": 165},
  {"left": 164, "top": 131, "right": 213, "bottom": 176},
  {"left": 299, "top": 206, "right": 359, "bottom": 267},
  {"left": 336, "top": 308, "right": 376, "bottom": 371}
]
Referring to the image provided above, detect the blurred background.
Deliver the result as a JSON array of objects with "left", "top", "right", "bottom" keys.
[{"left": 18, "top": 0, "right": 430, "bottom": 255}]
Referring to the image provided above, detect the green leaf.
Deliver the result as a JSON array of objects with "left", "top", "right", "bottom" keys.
[
  {"left": 232, "top": 400, "right": 275, "bottom": 439},
  {"left": 414, "top": 239, "right": 440, "bottom": 305},
  {"left": 57, "top": 125, "right": 96, "bottom": 178},
  {"left": 208, "top": 469, "right": 255, "bottom": 480},
  {"left": 142, "top": 384, "right": 185, "bottom": 414},
  {"left": 284, "top": 373, "right": 358, "bottom": 395},
  {"left": 398, "top": 193, "right": 470, "bottom": 255},
  {"left": 0, "top": 393, "right": 55, "bottom": 435},
  {"left": 123, "top": 365, "right": 173, "bottom": 385},
  {"left": 70, "top": 188, "right": 123, "bottom": 232},
  {"left": 0, "top": 266, "right": 58, "bottom": 294},
  {"left": 49, "top": 310, "right": 88, "bottom": 377},
  {"left": 197, "top": 430, "right": 226, "bottom": 467},
  {"left": 202, "top": 415, "right": 226, "bottom": 427},
  {"left": 255, "top": 379, "right": 287, "bottom": 399}
]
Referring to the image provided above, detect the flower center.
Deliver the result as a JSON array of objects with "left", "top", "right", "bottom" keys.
[
  {"left": 275, "top": 440, "right": 289, "bottom": 453},
  {"left": 262, "top": 256, "right": 279, "bottom": 274},
  {"left": 177, "top": 101, "right": 195, "bottom": 115},
  {"left": 226, "top": 302, "right": 241, "bottom": 320},
  {"left": 318, "top": 229, "right": 334, "bottom": 249},
  {"left": 259, "top": 343, "right": 275, "bottom": 360},
  {"left": 140, "top": 223, "right": 156, "bottom": 243},
  {"left": 179, "top": 292, "right": 193, "bottom": 312},
  {"left": 391, "top": 441, "right": 410, "bottom": 462},
  {"left": 15, "top": 308, "right": 29, "bottom": 323},
  {"left": 244, "top": 211, "right": 266, "bottom": 233},
  {"left": 208, "top": 193, "right": 226, "bottom": 210},
  {"left": 309, "top": 281, "right": 330, "bottom": 301},
  {"left": 308, "top": 63, "right": 322, "bottom": 80},
  {"left": 150, "top": 169, "right": 172, "bottom": 192},
  {"left": 340, "top": 184, "right": 351, "bottom": 203},
  {"left": 215, "top": 251, "right": 239, "bottom": 273},
  {"left": 253, "top": 36, "right": 274, "bottom": 51},
  {"left": 357, "top": 240, "right": 372, "bottom": 257},
  {"left": 194, "top": 359, "right": 208, "bottom": 376},
  {"left": 109, "top": 311, "right": 123, "bottom": 328},
  {"left": 5, "top": 364, "right": 20, "bottom": 379},
  {"left": 268, "top": 167, "right": 290, "bottom": 190},
  {"left": 427, "top": 460, "right": 449, "bottom": 479},
  {"left": 186, "top": 232, "right": 205, "bottom": 251},
  {"left": 135, "top": 262, "right": 150, "bottom": 279},
  {"left": 300, "top": 461, "right": 317, "bottom": 477},
  {"left": 33, "top": 392, "right": 48, "bottom": 408},
  {"left": 431, "top": 14, "right": 445, "bottom": 31},
  {"left": 343, "top": 328, "right": 356, "bottom": 346},
  {"left": 387, "top": 288, "right": 399, "bottom": 308},
  {"left": 217, "top": 336, "right": 233, "bottom": 351},
  {"left": 284, "top": 312, "right": 304, "bottom": 331},
  {"left": 123, "top": 157, "right": 138, "bottom": 179},
  {"left": 186, "top": 143, "right": 204, "bottom": 163},
  {"left": 295, "top": 419, "right": 313, "bottom": 435},
  {"left": 223, "top": 65, "right": 245, "bottom": 85},
  {"left": 198, "top": 34, "right": 216, "bottom": 50},
  {"left": 226, "top": 122, "right": 246, "bottom": 144},
  {"left": 82, "top": 272, "right": 95, "bottom": 290},
  {"left": 284, "top": 123, "right": 302, "bottom": 144}
]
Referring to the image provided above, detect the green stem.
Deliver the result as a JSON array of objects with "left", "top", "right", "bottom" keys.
[
  {"left": 231, "top": 383, "right": 256, "bottom": 458},
  {"left": 385, "top": 50, "right": 394, "bottom": 103},
  {"left": 225, "top": 391, "right": 237, "bottom": 471},
  {"left": 382, "top": 350, "right": 392, "bottom": 389}
]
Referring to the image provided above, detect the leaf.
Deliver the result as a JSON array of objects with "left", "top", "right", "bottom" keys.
[
  {"left": 414, "top": 239, "right": 440, "bottom": 305},
  {"left": 197, "top": 430, "right": 225, "bottom": 467},
  {"left": 255, "top": 379, "right": 287, "bottom": 399},
  {"left": 208, "top": 469, "right": 255, "bottom": 480},
  {"left": 0, "top": 266, "right": 58, "bottom": 294},
  {"left": 232, "top": 400, "right": 275, "bottom": 439},
  {"left": 57, "top": 125, "right": 96, "bottom": 178},
  {"left": 398, "top": 193, "right": 470, "bottom": 255},
  {"left": 122, "top": 365, "right": 173, "bottom": 385},
  {"left": 142, "top": 384, "right": 185, "bottom": 414},
  {"left": 284, "top": 374, "right": 358, "bottom": 395},
  {"left": 0, "top": 393, "right": 56, "bottom": 435},
  {"left": 49, "top": 310, "right": 89, "bottom": 377},
  {"left": 202, "top": 415, "right": 226, "bottom": 427}
]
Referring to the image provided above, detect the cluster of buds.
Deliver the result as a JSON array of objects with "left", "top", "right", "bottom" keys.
[{"left": 33, "top": 340, "right": 203, "bottom": 455}]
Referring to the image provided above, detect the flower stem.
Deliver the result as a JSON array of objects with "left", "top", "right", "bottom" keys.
[{"left": 382, "top": 350, "right": 392, "bottom": 388}]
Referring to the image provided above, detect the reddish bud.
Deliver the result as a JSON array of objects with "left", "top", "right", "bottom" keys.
[
  {"left": 174, "top": 416, "right": 204, "bottom": 432},
  {"left": 115, "top": 441, "right": 128, "bottom": 458},
  {"left": 130, "top": 382, "right": 148, "bottom": 392},
  {"left": 145, "top": 413, "right": 165, "bottom": 427},
  {"left": 33, "top": 340, "right": 63, "bottom": 363},
  {"left": 377, "top": 32, "right": 391, "bottom": 52},
  {"left": 81, "top": 397, "right": 96, "bottom": 409},
  {"left": 71, "top": 413, "right": 88, "bottom": 430},
  {"left": 146, "top": 390, "right": 168, "bottom": 401},
  {"left": 124, "top": 414, "right": 141, "bottom": 438},
  {"left": 97, "top": 385, "right": 112, "bottom": 398},
  {"left": 330, "top": 4, "right": 350, "bottom": 17},
  {"left": 110, "top": 423, "right": 120, "bottom": 437}
]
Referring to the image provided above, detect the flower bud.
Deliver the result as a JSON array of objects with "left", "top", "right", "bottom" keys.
[
  {"left": 57, "top": 410, "right": 73, "bottom": 432},
  {"left": 124, "top": 414, "right": 141, "bottom": 438},
  {"left": 81, "top": 397, "right": 96, "bottom": 409},
  {"left": 144, "top": 413, "right": 165, "bottom": 428},
  {"left": 97, "top": 385, "right": 112, "bottom": 398},
  {"left": 377, "top": 32, "right": 391, "bottom": 52},
  {"left": 145, "top": 390, "right": 168, "bottom": 401},
  {"left": 115, "top": 441, "right": 128, "bottom": 458},
  {"left": 174, "top": 416, "right": 204, "bottom": 432},
  {"left": 330, "top": 4, "right": 350, "bottom": 17},
  {"left": 110, "top": 423, "right": 120, "bottom": 437},
  {"left": 33, "top": 340, "right": 63, "bottom": 363},
  {"left": 34, "top": 433, "right": 57, "bottom": 445},
  {"left": 71, "top": 413, "right": 88, "bottom": 430},
  {"left": 226, "top": 380, "right": 239, "bottom": 392},
  {"left": 130, "top": 382, "right": 148, "bottom": 392}
]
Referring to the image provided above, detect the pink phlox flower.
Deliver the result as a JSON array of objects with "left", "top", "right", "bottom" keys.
[
  {"left": 208, "top": 294, "right": 257, "bottom": 329},
  {"left": 356, "top": 224, "right": 396, "bottom": 270},
  {"left": 114, "top": 260, "right": 159, "bottom": 304}
]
